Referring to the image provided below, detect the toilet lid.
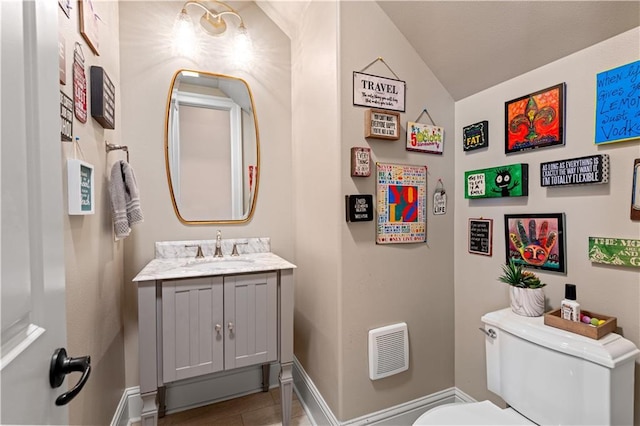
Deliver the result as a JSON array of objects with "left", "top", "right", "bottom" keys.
[{"left": 413, "top": 401, "right": 534, "bottom": 425}]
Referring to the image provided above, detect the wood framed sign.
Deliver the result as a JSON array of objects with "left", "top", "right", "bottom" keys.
[
  {"left": 589, "top": 237, "right": 640, "bottom": 268},
  {"left": 469, "top": 218, "right": 493, "bottom": 256},
  {"left": 353, "top": 72, "right": 405, "bottom": 112},
  {"left": 595, "top": 60, "right": 640, "bottom": 145},
  {"left": 345, "top": 194, "right": 373, "bottom": 222},
  {"left": 505, "top": 83, "right": 565, "bottom": 154},
  {"left": 90, "top": 66, "right": 115, "bottom": 129},
  {"left": 407, "top": 122, "right": 444, "bottom": 154},
  {"left": 79, "top": 0, "right": 100, "bottom": 55},
  {"left": 632, "top": 159, "right": 640, "bottom": 221},
  {"left": 351, "top": 147, "right": 371, "bottom": 177},
  {"left": 463, "top": 121, "right": 488, "bottom": 151},
  {"left": 72, "top": 44, "right": 87, "bottom": 123},
  {"left": 364, "top": 109, "right": 400, "bottom": 140},
  {"left": 540, "top": 154, "right": 609, "bottom": 187},
  {"left": 67, "top": 159, "right": 95, "bottom": 215},
  {"left": 465, "top": 164, "right": 528, "bottom": 199}
]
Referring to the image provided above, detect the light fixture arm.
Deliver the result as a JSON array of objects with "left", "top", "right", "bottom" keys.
[{"left": 182, "top": 0, "right": 246, "bottom": 29}]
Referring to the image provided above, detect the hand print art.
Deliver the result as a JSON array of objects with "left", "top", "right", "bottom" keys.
[{"left": 504, "top": 213, "right": 566, "bottom": 273}]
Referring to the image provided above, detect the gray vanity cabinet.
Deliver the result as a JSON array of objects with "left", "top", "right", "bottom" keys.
[{"left": 161, "top": 273, "right": 278, "bottom": 383}]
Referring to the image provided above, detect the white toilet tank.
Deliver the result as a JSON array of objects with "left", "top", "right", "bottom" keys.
[{"left": 481, "top": 308, "right": 639, "bottom": 425}]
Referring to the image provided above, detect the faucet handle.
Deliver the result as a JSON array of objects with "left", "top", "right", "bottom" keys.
[
  {"left": 185, "top": 244, "right": 204, "bottom": 259},
  {"left": 231, "top": 242, "right": 248, "bottom": 256}
]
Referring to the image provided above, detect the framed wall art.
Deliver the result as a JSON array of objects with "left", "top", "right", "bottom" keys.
[
  {"left": 90, "top": 66, "right": 115, "bottom": 129},
  {"left": 504, "top": 213, "right": 565, "bottom": 273},
  {"left": 345, "top": 194, "right": 373, "bottom": 222},
  {"left": 595, "top": 60, "right": 640, "bottom": 145},
  {"left": 463, "top": 121, "right": 488, "bottom": 151},
  {"left": 589, "top": 237, "right": 640, "bottom": 268},
  {"left": 406, "top": 122, "right": 444, "bottom": 154},
  {"left": 353, "top": 71, "right": 405, "bottom": 112},
  {"left": 67, "top": 158, "right": 95, "bottom": 215},
  {"left": 464, "top": 163, "right": 528, "bottom": 199},
  {"left": 376, "top": 163, "right": 427, "bottom": 244},
  {"left": 540, "top": 154, "right": 609, "bottom": 187},
  {"left": 351, "top": 147, "right": 371, "bottom": 177},
  {"left": 469, "top": 218, "right": 493, "bottom": 256},
  {"left": 632, "top": 159, "right": 640, "bottom": 221},
  {"left": 364, "top": 109, "right": 400, "bottom": 140},
  {"left": 505, "top": 83, "right": 565, "bottom": 154},
  {"left": 79, "top": 0, "right": 100, "bottom": 55}
]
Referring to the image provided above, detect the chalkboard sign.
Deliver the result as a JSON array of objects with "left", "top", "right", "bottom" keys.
[
  {"left": 595, "top": 60, "right": 640, "bottom": 145},
  {"left": 463, "top": 120, "right": 489, "bottom": 151},
  {"left": 540, "top": 154, "right": 609, "bottom": 187},
  {"left": 468, "top": 218, "right": 493, "bottom": 256},
  {"left": 345, "top": 194, "right": 373, "bottom": 222}
]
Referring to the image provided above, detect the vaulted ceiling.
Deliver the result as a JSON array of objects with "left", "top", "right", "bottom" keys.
[{"left": 257, "top": 1, "right": 640, "bottom": 100}]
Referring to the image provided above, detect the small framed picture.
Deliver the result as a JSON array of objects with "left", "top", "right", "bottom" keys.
[
  {"left": 351, "top": 147, "right": 371, "bottom": 177},
  {"left": 463, "top": 121, "right": 488, "bottom": 151},
  {"left": 79, "top": 0, "right": 100, "bottom": 55},
  {"left": 468, "top": 218, "right": 493, "bottom": 256},
  {"left": 364, "top": 109, "right": 400, "bottom": 140},
  {"left": 504, "top": 213, "right": 565, "bottom": 273},
  {"left": 67, "top": 159, "right": 95, "bottom": 215},
  {"left": 406, "top": 122, "right": 444, "bottom": 154},
  {"left": 505, "top": 83, "right": 565, "bottom": 154}
]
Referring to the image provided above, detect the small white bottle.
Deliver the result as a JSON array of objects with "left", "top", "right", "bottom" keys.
[{"left": 561, "top": 283, "right": 580, "bottom": 322}]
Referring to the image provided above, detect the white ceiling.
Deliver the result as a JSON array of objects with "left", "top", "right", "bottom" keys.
[{"left": 257, "top": 1, "right": 640, "bottom": 101}]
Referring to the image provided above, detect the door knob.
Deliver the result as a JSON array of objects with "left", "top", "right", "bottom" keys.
[
  {"left": 228, "top": 322, "right": 234, "bottom": 332},
  {"left": 49, "top": 348, "right": 91, "bottom": 406}
]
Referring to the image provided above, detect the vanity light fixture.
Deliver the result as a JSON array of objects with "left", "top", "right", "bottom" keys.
[{"left": 175, "top": 0, "right": 248, "bottom": 38}]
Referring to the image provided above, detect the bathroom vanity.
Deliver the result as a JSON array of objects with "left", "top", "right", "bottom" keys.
[{"left": 133, "top": 238, "right": 295, "bottom": 426}]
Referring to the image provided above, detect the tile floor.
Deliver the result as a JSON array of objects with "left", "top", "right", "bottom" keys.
[{"left": 136, "top": 388, "right": 311, "bottom": 426}]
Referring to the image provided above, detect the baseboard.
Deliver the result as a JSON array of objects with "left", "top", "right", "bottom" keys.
[
  {"left": 292, "top": 356, "right": 476, "bottom": 426},
  {"left": 112, "top": 363, "right": 281, "bottom": 425}
]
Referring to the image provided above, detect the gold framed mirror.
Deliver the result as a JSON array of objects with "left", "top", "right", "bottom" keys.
[{"left": 164, "top": 69, "right": 259, "bottom": 224}]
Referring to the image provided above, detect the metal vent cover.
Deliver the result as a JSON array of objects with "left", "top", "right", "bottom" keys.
[{"left": 368, "top": 322, "right": 409, "bottom": 380}]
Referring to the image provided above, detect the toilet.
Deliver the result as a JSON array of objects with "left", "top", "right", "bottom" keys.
[{"left": 414, "top": 308, "right": 640, "bottom": 425}]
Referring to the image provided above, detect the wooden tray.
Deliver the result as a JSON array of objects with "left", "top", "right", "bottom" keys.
[{"left": 544, "top": 308, "right": 617, "bottom": 340}]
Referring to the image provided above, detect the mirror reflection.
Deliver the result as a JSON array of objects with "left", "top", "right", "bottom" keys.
[{"left": 165, "top": 70, "right": 259, "bottom": 224}]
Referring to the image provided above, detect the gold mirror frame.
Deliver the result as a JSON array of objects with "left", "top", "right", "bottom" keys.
[{"left": 164, "top": 69, "right": 260, "bottom": 225}]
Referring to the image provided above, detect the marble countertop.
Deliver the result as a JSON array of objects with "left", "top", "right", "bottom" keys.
[{"left": 133, "top": 238, "right": 295, "bottom": 282}]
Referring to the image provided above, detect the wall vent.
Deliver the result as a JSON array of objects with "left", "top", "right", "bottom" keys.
[{"left": 368, "top": 322, "right": 409, "bottom": 380}]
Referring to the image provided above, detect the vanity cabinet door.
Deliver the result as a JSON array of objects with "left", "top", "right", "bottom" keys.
[
  {"left": 224, "top": 273, "right": 278, "bottom": 369},
  {"left": 162, "top": 277, "right": 224, "bottom": 383}
]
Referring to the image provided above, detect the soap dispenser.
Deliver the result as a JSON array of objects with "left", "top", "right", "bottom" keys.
[{"left": 561, "top": 283, "right": 580, "bottom": 321}]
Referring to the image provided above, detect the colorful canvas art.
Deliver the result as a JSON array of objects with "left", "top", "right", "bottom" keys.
[
  {"left": 505, "top": 83, "right": 565, "bottom": 153},
  {"left": 406, "top": 122, "right": 444, "bottom": 154},
  {"left": 464, "top": 164, "right": 528, "bottom": 199},
  {"left": 589, "top": 237, "right": 640, "bottom": 268},
  {"left": 376, "top": 163, "right": 427, "bottom": 244},
  {"left": 504, "top": 213, "right": 565, "bottom": 273}
]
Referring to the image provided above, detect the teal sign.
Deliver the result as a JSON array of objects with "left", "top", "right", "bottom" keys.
[
  {"left": 465, "top": 164, "right": 528, "bottom": 199},
  {"left": 80, "top": 164, "right": 92, "bottom": 212}
]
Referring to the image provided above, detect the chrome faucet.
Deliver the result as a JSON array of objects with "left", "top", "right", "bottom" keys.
[
  {"left": 185, "top": 244, "right": 204, "bottom": 259},
  {"left": 214, "top": 230, "right": 223, "bottom": 257},
  {"left": 231, "top": 242, "right": 248, "bottom": 256}
]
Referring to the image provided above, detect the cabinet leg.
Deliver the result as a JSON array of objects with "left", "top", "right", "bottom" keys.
[
  {"left": 158, "top": 386, "right": 166, "bottom": 418},
  {"left": 262, "top": 363, "right": 271, "bottom": 392},
  {"left": 140, "top": 391, "right": 158, "bottom": 426},
  {"left": 279, "top": 362, "right": 293, "bottom": 426}
]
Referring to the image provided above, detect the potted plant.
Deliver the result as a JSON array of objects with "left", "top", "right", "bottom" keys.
[{"left": 498, "top": 259, "right": 546, "bottom": 317}]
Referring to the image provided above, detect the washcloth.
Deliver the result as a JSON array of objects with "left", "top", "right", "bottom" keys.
[{"left": 109, "top": 160, "right": 143, "bottom": 240}]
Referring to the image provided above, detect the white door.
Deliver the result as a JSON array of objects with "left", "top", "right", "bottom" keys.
[{"left": 1, "top": 1, "right": 76, "bottom": 424}]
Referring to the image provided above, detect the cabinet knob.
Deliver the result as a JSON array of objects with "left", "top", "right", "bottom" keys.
[
  {"left": 228, "top": 322, "right": 234, "bottom": 332},
  {"left": 215, "top": 324, "right": 222, "bottom": 333}
]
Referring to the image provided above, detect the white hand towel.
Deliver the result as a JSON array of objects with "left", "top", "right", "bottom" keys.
[{"left": 109, "top": 160, "right": 143, "bottom": 240}]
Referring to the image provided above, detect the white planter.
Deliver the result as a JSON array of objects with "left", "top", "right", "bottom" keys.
[{"left": 509, "top": 287, "right": 545, "bottom": 317}]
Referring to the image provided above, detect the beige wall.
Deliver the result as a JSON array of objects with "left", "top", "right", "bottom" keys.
[
  {"left": 118, "top": 1, "right": 293, "bottom": 389},
  {"left": 337, "top": 2, "right": 456, "bottom": 421},
  {"left": 290, "top": 0, "right": 342, "bottom": 415},
  {"left": 454, "top": 27, "right": 640, "bottom": 423},
  {"left": 59, "top": 2, "right": 126, "bottom": 424}
]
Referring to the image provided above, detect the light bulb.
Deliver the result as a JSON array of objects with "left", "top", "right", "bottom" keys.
[
  {"left": 172, "top": 9, "right": 198, "bottom": 58},
  {"left": 231, "top": 25, "right": 253, "bottom": 68}
]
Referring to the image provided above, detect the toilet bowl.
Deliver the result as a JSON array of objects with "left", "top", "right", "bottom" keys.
[{"left": 413, "top": 401, "right": 533, "bottom": 425}]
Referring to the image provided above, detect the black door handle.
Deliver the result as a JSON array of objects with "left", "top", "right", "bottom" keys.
[{"left": 49, "top": 348, "right": 91, "bottom": 406}]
